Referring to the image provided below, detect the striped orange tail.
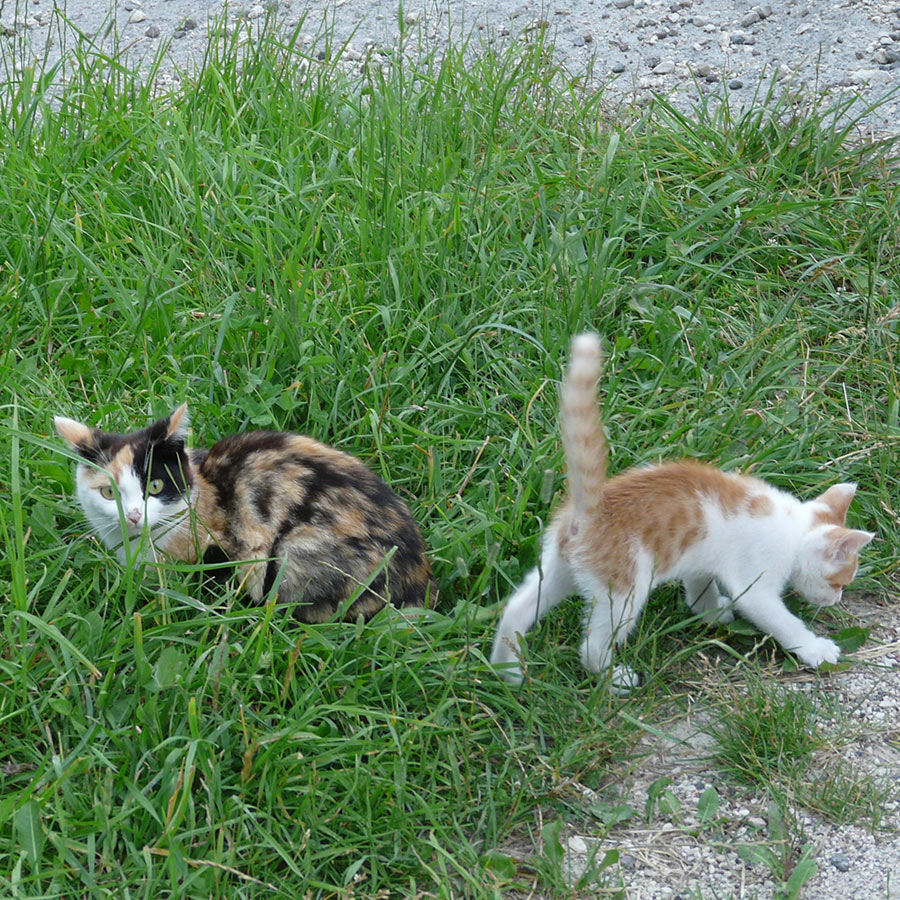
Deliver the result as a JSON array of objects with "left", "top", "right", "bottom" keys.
[{"left": 560, "top": 333, "right": 607, "bottom": 518}]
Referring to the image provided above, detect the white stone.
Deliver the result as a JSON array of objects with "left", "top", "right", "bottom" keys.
[{"left": 567, "top": 835, "right": 588, "bottom": 854}]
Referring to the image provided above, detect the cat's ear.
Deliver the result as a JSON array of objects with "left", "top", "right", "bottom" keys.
[
  {"left": 816, "top": 482, "right": 857, "bottom": 524},
  {"left": 54, "top": 416, "right": 93, "bottom": 449},
  {"left": 827, "top": 528, "right": 875, "bottom": 562},
  {"left": 166, "top": 403, "right": 189, "bottom": 440}
]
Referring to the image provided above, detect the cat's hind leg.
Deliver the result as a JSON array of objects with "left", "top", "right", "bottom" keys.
[
  {"left": 579, "top": 569, "right": 649, "bottom": 694},
  {"left": 683, "top": 574, "right": 734, "bottom": 624},
  {"left": 491, "top": 531, "right": 576, "bottom": 683}
]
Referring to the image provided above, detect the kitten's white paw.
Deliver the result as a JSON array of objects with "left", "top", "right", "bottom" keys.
[
  {"left": 796, "top": 636, "right": 841, "bottom": 668},
  {"left": 491, "top": 637, "right": 525, "bottom": 683},
  {"left": 494, "top": 662, "right": 524, "bottom": 685},
  {"left": 714, "top": 601, "right": 735, "bottom": 624},
  {"left": 700, "top": 605, "right": 735, "bottom": 625},
  {"left": 611, "top": 664, "right": 641, "bottom": 695},
  {"left": 579, "top": 638, "right": 612, "bottom": 674}
]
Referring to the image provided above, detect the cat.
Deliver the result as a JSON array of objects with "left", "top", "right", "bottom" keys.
[
  {"left": 55, "top": 404, "right": 435, "bottom": 622},
  {"left": 491, "top": 333, "right": 874, "bottom": 688}
]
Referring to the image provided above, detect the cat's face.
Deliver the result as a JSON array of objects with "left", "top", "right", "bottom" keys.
[
  {"left": 55, "top": 404, "right": 192, "bottom": 560},
  {"left": 792, "top": 483, "right": 874, "bottom": 607}
]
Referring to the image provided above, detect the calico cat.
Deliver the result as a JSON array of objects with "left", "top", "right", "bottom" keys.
[
  {"left": 55, "top": 404, "right": 435, "bottom": 622},
  {"left": 491, "top": 334, "right": 874, "bottom": 688}
]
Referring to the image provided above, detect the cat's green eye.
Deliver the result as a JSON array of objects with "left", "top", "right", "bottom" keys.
[
  {"left": 147, "top": 478, "right": 164, "bottom": 496},
  {"left": 99, "top": 485, "right": 115, "bottom": 501}
]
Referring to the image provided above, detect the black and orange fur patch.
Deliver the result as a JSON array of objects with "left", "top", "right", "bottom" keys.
[{"left": 63, "top": 408, "right": 435, "bottom": 623}]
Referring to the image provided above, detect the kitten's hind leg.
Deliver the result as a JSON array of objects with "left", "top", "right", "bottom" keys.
[
  {"left": 579, "top": 575, "right": 647, "bottom": 694},
  {"left": 684, "top": 575, "right": 734, "bottom": 624},
  {"left": 491, "top": 532, "right": 576, "bottom": 683}
]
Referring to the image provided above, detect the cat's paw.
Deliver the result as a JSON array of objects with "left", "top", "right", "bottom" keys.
[
  {"left": 796, "top": 636, "right": 841, "bottom": 668},
  {"left": 491, "top": 638, "right": 525, "bottom": 684},
  {"left": 493, "top": 662, "right": 524, "bottom": 685},
  {"left": 579, "top": 638, "right": 613, "bottom": 674},
  {"left": 700, "top": 604, "right": 735, "bottom": 626},
  {"left": 610, "top": 664, "right": 641, "bottom": 695}
]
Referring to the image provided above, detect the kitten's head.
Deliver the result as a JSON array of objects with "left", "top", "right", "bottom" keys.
[
  {"left": 793, "top": 483, "right": 874, "bottom": 607},
  {"left": 55, "top": 404, "right": 192, "bottom": 559}
]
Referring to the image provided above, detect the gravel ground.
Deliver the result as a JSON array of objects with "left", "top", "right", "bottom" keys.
[
  {"left": 3, "top": 1, "right": 898, "bottom": 897},
  {"left": 557, "top": 592, "right": 900, "bottom": 900},
  {"left": 3, "top": 0, "right": 900, "bottom": 132}
]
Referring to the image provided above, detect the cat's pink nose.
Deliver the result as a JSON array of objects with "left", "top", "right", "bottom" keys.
[{"left": 126, "top": 509, "right": 142, "bottom": 526}]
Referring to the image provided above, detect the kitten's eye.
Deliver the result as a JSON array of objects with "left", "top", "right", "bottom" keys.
[
  {"left": 147, "top": 478, "right": 164, "bottom": 496},
  {"left": 99, "top": 485, "right": 115, "bottom": 501}
]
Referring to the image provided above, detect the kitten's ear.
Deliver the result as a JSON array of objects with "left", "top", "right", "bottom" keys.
[
  {"left": 828, "top": 528, "right": 875, "bottom": 562},
  {"left": 816, "top": 482, "right": 857, "bottom": 524},
  {"left": 166, "top": 403, "right": 189, "bottom": 440},
  {"left": 54, "top": 416, "right": 93, "bottom": 449}
]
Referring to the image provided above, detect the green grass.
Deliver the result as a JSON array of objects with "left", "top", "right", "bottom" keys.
[
  {"left": 1, "top": 15, "right": 899, "bottom": 898},
  {"left": 709, "top": 679, "right": 822, "bottom": 787}
]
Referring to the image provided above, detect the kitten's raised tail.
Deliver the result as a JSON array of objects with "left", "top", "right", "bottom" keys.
[{"left": 561, "top": 333, "right": 607, "bottom": 519}]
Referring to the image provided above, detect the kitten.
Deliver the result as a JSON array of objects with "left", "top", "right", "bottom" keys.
[
  {"left": 55, "top": 404, "right": 435, "bottom": 622},
  {"left": 491, "top": 334, "right": 874, "bottom": 688}
]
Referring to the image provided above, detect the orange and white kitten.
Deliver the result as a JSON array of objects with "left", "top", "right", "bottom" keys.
[{"left": 491, "top": 334, "right": 874, "bottom": 688}]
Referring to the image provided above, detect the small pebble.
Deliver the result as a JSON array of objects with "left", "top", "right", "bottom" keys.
[
  {"left": 145, "top": 24, "right": 159, "bottom": 37},
  {"left": 831, "top": 852, "right": 851, "bottom": 872},
  {"left": 874, "top": 48, "right": 900, "bottom": 64},
  {"left": 729, "top": 78, "right": 744, "bottom": 89}
]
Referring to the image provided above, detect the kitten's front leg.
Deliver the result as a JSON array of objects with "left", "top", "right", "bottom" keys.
[
  {"left": 683, "top": 575, "right": 734, "bottom": 624},
  {"left": 733, "top": 588, "right": 839, "bottom": 667}
]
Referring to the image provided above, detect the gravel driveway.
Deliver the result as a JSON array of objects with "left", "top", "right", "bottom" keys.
[{"left": 3, "top": 0, "right": 900, "bottom": 132}]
